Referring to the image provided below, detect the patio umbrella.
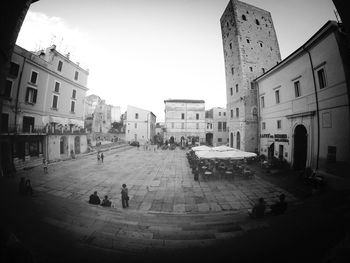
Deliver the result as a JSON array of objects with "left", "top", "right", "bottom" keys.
[
  {"left": 196, "top": 149, "right": 257, "bottom": 160},
  {"left": 212, "top": 145, "right": 235, "bottom": 151},
  {"left": 191, "top": 145, "right": 212, "bottom": 151}
]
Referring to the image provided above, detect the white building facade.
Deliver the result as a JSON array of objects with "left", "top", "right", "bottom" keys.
[
  {"left": 255, "top": 21, "right": 350, "bottom": 174},
  {"left": 205, "top": 107, "right": 229, "bottom": 146},
  {"left": 1, "top": 44, "right": 89, "bottom": 169},
  {"left": 164, "top": 99, "right": 206, "bottom": 145},
  {"left": 125, "top": 105, "right": 156, "bottom": 144}
]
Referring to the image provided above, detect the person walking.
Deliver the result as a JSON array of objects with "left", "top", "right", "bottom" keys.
[
  {"left": 43, "top": 158, "right": 48, "bottom": 174},
  {"left": 97, "top": 152, "right": 100, "bottom": 164},
  {"left": 100, "top": 152, "right": 104, "bottom": 163},
  {"left": 121, "top": 184, "right": 129, "bottom": 208}
]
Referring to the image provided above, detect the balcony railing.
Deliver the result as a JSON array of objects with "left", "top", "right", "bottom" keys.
[{"left": 1, "top": 125, "right": 87, "bottom": 135}]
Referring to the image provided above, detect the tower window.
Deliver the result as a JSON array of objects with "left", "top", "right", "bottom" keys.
[
  {"left": 226, "top": 22, "right": 229, "bottom": 27},
  {"left": 262, "top": 68, "right": 265, "bottom": 73},
  {"left": 230, "top": 87, "right": 233, "bottom": 96},
  {"left": 246, "top": 39, "right": 250, "bottom": 43},
  {"left": 249, "top": 67, "right": 253, "bottom": 72},
  {"left": 255, "top": 19, "right": 260, "bottom": 25},
  {"left": 259, "top": 42, "right": 263, "bottom": 47},
  {"left": 242, "top": 15, "right": 246, "bottom": 21},
  {"left": 229, "top": 43, "right": 232, "bottom": 49},
  {"left": 236, "top": 84, "right": 239, "bottom": 93},
  {"left": 231, "top": 67, "right": 234, "bottom": 75}
]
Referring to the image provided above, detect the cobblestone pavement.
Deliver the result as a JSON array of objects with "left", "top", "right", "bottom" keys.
[{"left": 1, "top": 146, "right": 308, "bottom": 262}]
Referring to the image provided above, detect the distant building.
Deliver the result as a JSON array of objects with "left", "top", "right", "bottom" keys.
[
  {"left": 164, "top": 99, "right": 205, "bottom": 145},
  {"left": 254, "top": 21, "right": 350, "bottom": 174},
  {"left": 1, "top": 44, "right": 89, "bottom": 170},
  {"left": 111, "top": 105, "right": 121, "bottom": 123},
  {"left": 221, "top": 0, "right": 281, "bottom": 151},
  {"left": 125, "top": 105, "right": 156, "bottom": 144},
  {"left": 205, "top": 107, "right": 228, "bottom": 146}
]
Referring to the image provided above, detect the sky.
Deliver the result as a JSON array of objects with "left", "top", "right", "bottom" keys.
[{"left": 16, "top": 0, "right": 337, "bottom": 122}]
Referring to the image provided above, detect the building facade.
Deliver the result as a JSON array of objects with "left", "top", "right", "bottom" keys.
[
  {"left": 255, "top": 21, "right": 350, "bottom": 174},
  {"left": 205, "top": 107, "right": 229, "bottom": 146},
  {"left": 125, "top": 105, "right": 156, "bottom": 144},
  {"left": 164, "top": 99, "right": 205, "bottom": 145},
  {"left": 220, "top": 0, "right": 281, "bottom": 151},
  {"left": 1, "top": 44, "right": 89, "bottom": 170}
]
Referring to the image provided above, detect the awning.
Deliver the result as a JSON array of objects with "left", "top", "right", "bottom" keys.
[
  {"left": 50, "top": 116, "right": 68, "bottom": 125},
  {"left": 68, "top": 118, "right": 84, "bottom": 126}
]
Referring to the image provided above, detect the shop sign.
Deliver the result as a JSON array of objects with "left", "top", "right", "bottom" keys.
[
  {"left": 274, "top": 134, "right": 289, "bottom": 142},
  {"left": 260, "top": 133, "right": 274, "bottom": 138}
]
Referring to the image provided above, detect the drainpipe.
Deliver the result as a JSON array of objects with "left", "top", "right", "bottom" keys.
[
  {"left": 303, "top": 47, "right": 320, "bottom": 170},
  {"left": 14, "top": 56, "right": 26, "bottom": 131}
]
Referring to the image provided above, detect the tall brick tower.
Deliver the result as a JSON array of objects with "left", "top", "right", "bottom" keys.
[{"left": 221, "top": 0, "right": 281, "bottom": 152}]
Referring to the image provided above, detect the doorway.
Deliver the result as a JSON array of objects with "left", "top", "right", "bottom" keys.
[
  {"left": 206, "top": 133, "right": 213, "bottom": 146},
  {"left": 230, "top": 133, "right": 233, "bottom": 147},
  {"left": 236, "top": 131, "right": 240, "bottom": 150},
  {"left": 268, "top": 143, "right": 274, "bottom": 160},
  {"left": 293, "top": 124, "right": 307, "bottom": 170}
]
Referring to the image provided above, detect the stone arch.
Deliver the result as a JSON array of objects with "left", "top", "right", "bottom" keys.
[{"left": 60, "top": 136, "right": 68, "bottom": 155}]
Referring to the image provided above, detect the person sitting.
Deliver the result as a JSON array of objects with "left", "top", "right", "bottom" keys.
[
  {"left": 19, "top": 177, "right": 26, "bottom": 195},
  {"left": 89, "top": 191, "right": 101, "bottom": 205},
  {"left": 270, "top": 194, "right": 287, "bottom": 215},
  {"left": 101, "top": 195, "right": 112, "bottom": 207},
  {"left": 248, "top": 197, "right": 266, "bottom": 219},
  {"left": 25, "top": 179, "right": 33, "bottom": 196}
]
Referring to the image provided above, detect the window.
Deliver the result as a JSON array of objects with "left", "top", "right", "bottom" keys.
[
  {"left": 236, "top": 84, "right": 239, "bottom": 93},
  {"left": 72, "top": 89, "right": 76, "bottom": 99},
  {"left": 262, "top": 68, "right": 265, "bottom": 73},
  {"left": 231, "top": 67, "right": 234, "bottom": 75},
  {"left": 74, "top": 71, "right": 79, "bottom": 81},
  {"left": 275, "top": 90, "right": 280, "bottom": 104},
  {"left": 255, "top": 19, "right": 260, "bottom": 25},
  {"left": 277, "top": 120, "right": 281, "bottom": 129},
  {"left": 223, "top": 112, "right": 226, "bottom": 116},
  {"left": 229, "top": 43, "right": 232, "bottom": 49},
  {"left": 57, "top": 61, "right": 63, "bottom": 72},
  {"left": 317, "top": 68, "right": 326, "bottom": 89},
  {"left": 181, "top": 123, "right": 184, "bottom": 129},
  {"left": 242, "top": 14, "right": 246, "bottom": 21},
  {"left": 196, "top": 113, "right": 199, "bottom": 120},
  {"left": 171, "top": 122, "right": 174, "bottom": 129},
  {"left": 223, "top": 122, "right": 227, "bottom": 132},
  {"left": 70, "top": 101, "right": 75, "bottom": 113},
  {"left": 236, "top": 108, "right": 239, "bottom": 117},
  {"left": 25, "top": 87, "right": 37, "bottom": 104},
  {"left": 219, "top": 112, "right": 221, "bottom": 116},
  {"left": 230, "top": 109, "right": 233, "bottom": 118},
  {"left": 259, "top": 42, "right": 263, "bottom": 47},
  {"left": 226, "top": 21, "right": 229, "bottom": 27},
  {"left": 230, "top": 87, "right": 233, "bottom": 96},
  {"left": 52, "top": 94, "right": 58, "bottom": 109},
  {"left": 135, "top": 113, "right": 138, "bottom": 119},
  {"left": 261, "top": 96, "right": 265, "bottom": 108},
  {"left": 9, "top": 62, "right": 20, "bottom": 77},
  {"left": 218, "top": 138, "right": 222, "bottom": 142},
  {"left": 262, "top": 122, "right": 266, "bottom": 130},
  {"left": 246, "top": 38, "right": 250, "bottom": 43},
  {"left": 196, "top": 123, "right": 199, "bottom": 129},
  {"left": 4, "top": 79, "right": 12, "bottom": 98},
  {"left": 249, "top": 67, "right": 253, "bottom": 72},
  {"left": 218, "top": 122, "right": 222, "bottom": 131},
  {"left": 134, "top": 123, "right": 137, "bottom": 129},
  {"left": 181, "top": 113, "right": 185, "bottom": 119},
  {"left": 54, "top": 81, "right": 60, "bottom": 93},
  {"left": 30, "top": 71, "right": 38, "bottom": 84},
  {"left": 294, "top": 81, "right": 301, "bottom": 97}
]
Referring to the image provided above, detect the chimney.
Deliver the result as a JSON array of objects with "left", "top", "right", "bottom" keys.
[
  {"left": 50, "top": 44, "right": 56, "bottom": 51},
  {"left": 66, "top": 52, "right": 70, "bottom": 59}
]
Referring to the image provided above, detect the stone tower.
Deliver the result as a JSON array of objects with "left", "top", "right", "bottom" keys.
[{"left": 220, "top": 0, "right": 281, "bottom": 152}]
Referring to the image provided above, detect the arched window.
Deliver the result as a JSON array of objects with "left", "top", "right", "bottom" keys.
[
  {"left": 242, "top": 15, "right": 246, "bottom": 21},
  {"left": 255, "top": 19, "right": 260, "bottom": 25}
]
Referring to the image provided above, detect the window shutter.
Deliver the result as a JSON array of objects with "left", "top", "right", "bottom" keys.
[{"left": 33, "top": 89, "right": 37, "bottom": 103}]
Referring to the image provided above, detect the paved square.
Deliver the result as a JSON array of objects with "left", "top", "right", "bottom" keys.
[{"left": 18, "top": 147, "right": 297, "bottom": 213}]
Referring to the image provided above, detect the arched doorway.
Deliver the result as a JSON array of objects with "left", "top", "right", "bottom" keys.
[
  {"left": 293, "top": 124, "right": 307, "bottom": 170},
  {"left": 230, "top": 133, "right": 233, "bottom": 147},
  {"left": 236, "top": 131, "right": 241, "bottom": 150},
  {"left": 206, "top": 133, "right": 213, "bottom": 146},
  {"left": 74, "top": 136, "right": 80, "bottom": 154},
  {"left": 60, "top": 136, "right": 67, "bottom": 155}
]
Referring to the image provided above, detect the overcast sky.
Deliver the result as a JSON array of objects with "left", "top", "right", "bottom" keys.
[{"left": 16, "top": 0, "right": 337, "bottom": 122}]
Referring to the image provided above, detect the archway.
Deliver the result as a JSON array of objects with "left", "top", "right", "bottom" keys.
[
  {"left": 293, "top": 124, "right": 307, "bottom": 170},
  {"left": 236, "top": 131, "right": 241, "bottom": 150},
  {"left": 74, "top": 136, "right": 80, "bottom": 154},
  {"left": 230, "top": 133, "right": 233, "bottom": 147},
  {"left": 206, "top": 133, "right": 213, "bottom": 146},
  {"left": 60, "top": 136, "right": 67, "bottom": 155}
]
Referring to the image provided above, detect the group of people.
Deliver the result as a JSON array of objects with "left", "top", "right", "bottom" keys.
[
  {"left": 88, "top": 184, "right": 129, "bottom": 208},
  {"left": 248, "top": 194, "right": 287, "bottom": 219},
  {"left": 18, "top": 177, "right": 34, "bottom": 196},
  {"left": 97, "top": 152, "right": 104, "bottom": 164}
]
